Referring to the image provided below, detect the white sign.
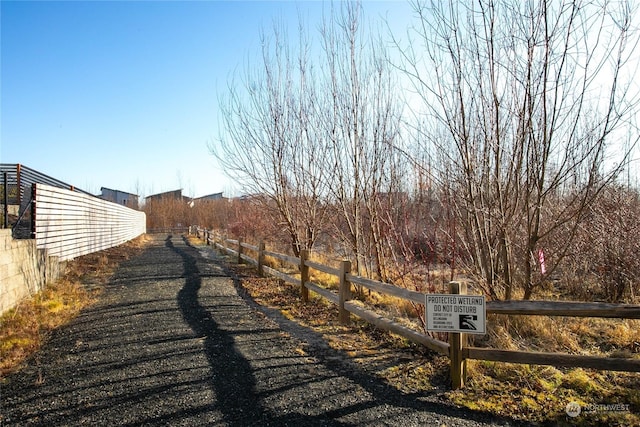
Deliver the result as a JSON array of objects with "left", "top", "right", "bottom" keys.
[{"left": 425, "top": 294, "right": 486, "bottom": 334}]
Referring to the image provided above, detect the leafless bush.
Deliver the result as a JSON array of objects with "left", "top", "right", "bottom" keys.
[{"left": 565, "top": 184, "right": 640, "bottom": 302}]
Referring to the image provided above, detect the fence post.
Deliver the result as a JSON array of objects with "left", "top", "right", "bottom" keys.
[
  {"left": 3, "top": 172, "right": 8, "bottom": 229},
  {"left": 237, "top": 238, "right": 243, "bottom": 264},
  {"left": 17, "top": 164, "right": 22, "bottom": 207},
  {"left": 449, "top": 281, "right": 468, "bottom": 389},
  {"left": 31, "top": 183, "right": 37, "bottom": 239},
  {"left": 338, "top": 260, "right": 352, "bottom": 324},
  {"left": 300, "top": 249, "right": 310, "bottom": 302},
  {"left": 257, "top": 240, "right": 265, "bottom": 276}
]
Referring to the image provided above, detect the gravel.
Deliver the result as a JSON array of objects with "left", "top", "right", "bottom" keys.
[{"left": 0, "top": 234, "right": 531, "bottom": 426}]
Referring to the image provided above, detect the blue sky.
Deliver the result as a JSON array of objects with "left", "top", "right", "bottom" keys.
[{"left": 1, "top": 0, "right": 414, "bottom": 199}]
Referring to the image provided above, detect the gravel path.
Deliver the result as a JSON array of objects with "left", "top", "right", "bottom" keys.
[{"left": 0, "top": 234, "right": 527, "bottom": 426}]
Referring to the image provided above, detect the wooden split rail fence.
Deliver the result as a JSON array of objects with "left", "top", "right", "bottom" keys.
[{"left": 192, "top": 227, "right": 640, "bottom": 389}]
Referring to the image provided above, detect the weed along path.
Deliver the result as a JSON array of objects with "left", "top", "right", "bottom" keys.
[{"left": 1, "top": 234, "right": 521, "bottom": 426}]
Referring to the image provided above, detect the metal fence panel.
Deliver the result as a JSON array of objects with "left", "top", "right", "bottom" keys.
[{"left": 34, "top": 183, "right": 146, "bottom": 261}]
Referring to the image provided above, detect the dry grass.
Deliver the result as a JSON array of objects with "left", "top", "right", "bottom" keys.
[
  {"left": 0, "top": 278, "right": 92, "bottom": 378},
  {"left": 447, "top": 361, "right": 639, "bottom": 426},
  {"left": 457, "top": 313, "right": 640, "bottom": 425},
  {"left": 474, "top": 314, "right": 640, "bottom": 355},
  {"left": 0, "top": 234, "right": 151, "bottom": 378},
  {"left": 246, "top": 273, "right": 444, "bottom": 385}
]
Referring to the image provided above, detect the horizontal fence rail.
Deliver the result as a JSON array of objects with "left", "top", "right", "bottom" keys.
[
  {"left": 192, "top": 227, "right": 640, "bottom": 388},
  {"left": 485, "top": 300, "right": 640, "bottom": 318},
  {"left": 35, "top": 184, "right": 146, "bottom": 261},
  {"left": 1, "top": 163, "right": 94, "bottom": 206},
  {"left": 2, "top": 163, "right": 99, "bottom": 239}
]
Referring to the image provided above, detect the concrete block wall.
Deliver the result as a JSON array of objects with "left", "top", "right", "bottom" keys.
[{"left": 0, "top": 229, "right": 60, "bottom": 315}]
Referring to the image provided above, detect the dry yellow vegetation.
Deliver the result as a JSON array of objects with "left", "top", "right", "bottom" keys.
[{"left": 0, "top": 235, "right": 150, "bottom": 378}]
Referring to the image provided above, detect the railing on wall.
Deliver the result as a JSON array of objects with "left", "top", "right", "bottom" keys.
[
  {"left": 192, "top": 227, "right": 640, "bottom": 389},
  {"left": 1, "top": 163, "right": 96, "bottom": 239},
  {"left": 34, "top": 183, "right": 146, "bottom": 261}
]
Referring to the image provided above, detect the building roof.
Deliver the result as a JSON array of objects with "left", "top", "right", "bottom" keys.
[
  {"left": 193, "top": 192, "right": 224, "bottom": 201},
  {"left": 145, "top": 189, "right": 184, "bottom": 200},
  {"left": 100, "top": 187, "right": 139, "bottom": 197}
]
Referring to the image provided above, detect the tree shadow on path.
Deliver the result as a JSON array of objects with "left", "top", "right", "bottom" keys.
[
  {"left": 169, "top": 235, "right": 259, "bottom": 424},
  {"left": 168, "top": 235, "right": 351, "bottom": 426}
]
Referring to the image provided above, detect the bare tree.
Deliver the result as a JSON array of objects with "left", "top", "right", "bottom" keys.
[
  {"left": 319, "top": 1, "right": 403, "bottom": 280},
  {"left": 212, "top": 18, "right": 329, "bottom": 256},
  {"left": 571, "top": 183, "right": 640, "bottom": 302},
  {"left": 213, "top": 2, "right": 405, "bottom": 273},
  {"left": 397, "top": 0, "right": 640, "bottom": 299},
  {"left": 144, "top": 197, "right": 190, "bottom": 232}
]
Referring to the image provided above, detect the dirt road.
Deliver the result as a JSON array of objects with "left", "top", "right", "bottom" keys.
[{"left": 0, "top": 234, "right": 524, "bottom": 426}]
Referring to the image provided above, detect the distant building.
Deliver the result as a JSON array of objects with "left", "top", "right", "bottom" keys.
[
  {"left": 145, "top": 189, "right": 187, "bottom": 204},
  {"left": 192, "top": 192, "right": 224, "bottom": 202},
  {"left": 99, "top": 187, "right": 139, "bottom": 209}
]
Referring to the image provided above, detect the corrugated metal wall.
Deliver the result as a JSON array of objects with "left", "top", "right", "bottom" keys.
[{"left": 34, "top": 183, "right": 146, "bottom": 261}]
